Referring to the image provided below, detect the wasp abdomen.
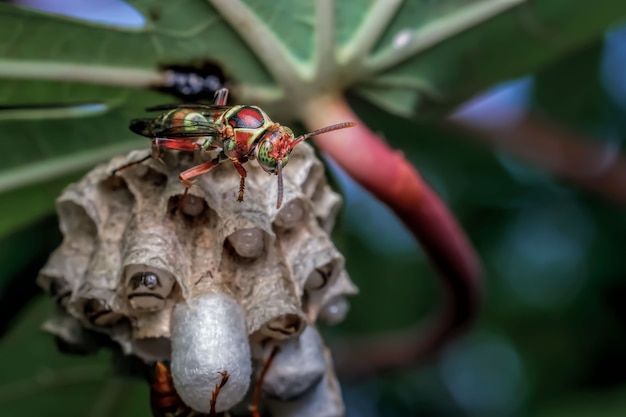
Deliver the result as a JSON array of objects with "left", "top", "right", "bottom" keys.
[{"left": 166, "top": 109, "right": 208, "bottom": 132}]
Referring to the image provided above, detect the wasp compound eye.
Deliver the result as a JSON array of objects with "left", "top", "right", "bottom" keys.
[
  {"left": 124, "top": 265, "right": 176, "bottom": 312},
  {"left": 257, "top": 143, "right": 275, "bottom": 171}
]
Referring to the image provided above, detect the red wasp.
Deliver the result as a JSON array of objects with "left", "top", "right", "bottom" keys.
[
  {"left": 146, "top": 348, "right": 279, "bottom": 417},
  {"left": 148, "top": 361, "right": 228, "bottom": 417},
  {"left": 116, "top": 88, "right": 355, "bottom": 208}
]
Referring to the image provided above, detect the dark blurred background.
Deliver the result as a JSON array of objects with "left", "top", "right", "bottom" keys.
[{"left": 334, "top": 26, "right": 626, "bottom": 416}]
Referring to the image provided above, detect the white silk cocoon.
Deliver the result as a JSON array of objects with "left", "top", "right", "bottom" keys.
[{"left": 171, "top": 294, "right": 252, "bottom": 413}]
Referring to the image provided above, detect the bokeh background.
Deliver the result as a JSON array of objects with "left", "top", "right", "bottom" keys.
[{"left": 2, "top": 1, "right": 626, "bottom": 416}]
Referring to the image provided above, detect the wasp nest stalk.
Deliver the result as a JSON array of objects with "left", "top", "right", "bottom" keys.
[{"left": 37, "top": 143, "right": 358, "bottom": 416}]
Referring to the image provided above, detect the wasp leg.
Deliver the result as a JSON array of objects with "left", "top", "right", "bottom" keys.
[
  {"left": 249, "top": 346, "right": 280, "bottom": 417},
  {"left": 179, "top": 154, "right": 224, "bottom": 189},
  {"left": 111, "top": 154, "right": 152, "bottom": 175},
  {"left": 213, "top": 88, "right": 229, "bottom": 106},
  {"left": 230, "top": 159, "right": 248, "bottom": 202},
  {"left": 175, "top": 155, "right": 223, "bottom": 213},
  {"left": 209, "top": 371, "right": 230, "bottom": 416}
]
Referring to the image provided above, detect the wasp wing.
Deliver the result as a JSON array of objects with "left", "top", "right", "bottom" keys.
[
  {"left": 151, "top": 122, "right": 224, "bottom": 138},
  {"left": 145, "top": 103, "right": 231, "bottom": 113},
  {"left": 129, "top": 119, "right": 224, "bottom": 138}
]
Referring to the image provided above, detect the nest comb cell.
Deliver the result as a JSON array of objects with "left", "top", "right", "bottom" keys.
[{"left": 37, "top": 142, "right": 358, "bottom": 416}]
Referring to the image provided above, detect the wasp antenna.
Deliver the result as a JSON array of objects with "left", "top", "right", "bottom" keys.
[
  {"left": 276, "top": 160, "right": 284, "bottom": 209},
  {"left": 291, "top": 121, "right": 356, "bottom": 149},
  {"left": 213, "top": 88, "right": 229, "bottom": 106}
]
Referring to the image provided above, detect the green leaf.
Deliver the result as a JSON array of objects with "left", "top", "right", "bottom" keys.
[
  {"left": 0, "top": 2, "right": 269, "bottom": 83},
  {"left": 353, "top": 0, "right": 626, "bottom": 117},
  {"left": 532, "top": 40, "right": 615, "bottom": 132},
  {"left": 0, "top": 296, "right": 150, "bottom": 417},
  {"left": 1, "top": 0, "right": 625, "bottom": 237},
  {"left": 0, "top": 104, "right": 146, "bottom": 236},
  {"left": 0, "top": 216, "right": 60, "bottom": 336},
  {"left": 0, "top": 217, "right": 59, "bottom": 288}
]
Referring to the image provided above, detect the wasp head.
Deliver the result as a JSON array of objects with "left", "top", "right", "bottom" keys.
[
  {"left": 255, "top": 121, "right": 356, "bottom": 209},
  {"left": 255, "top": 124, "right": 295, "bottom": 175},
  {"left": 254, "top": 124, "right": 296, "bottom": 209}
]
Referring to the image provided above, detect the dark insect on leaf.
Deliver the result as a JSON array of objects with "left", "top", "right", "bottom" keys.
[{"left": 156, "top": 62, "right": 227, "bottom": 102}]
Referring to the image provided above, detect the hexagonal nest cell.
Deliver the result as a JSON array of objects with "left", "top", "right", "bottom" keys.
[{"left": 37, "top": 143, "right": 358, "bottom": 417}]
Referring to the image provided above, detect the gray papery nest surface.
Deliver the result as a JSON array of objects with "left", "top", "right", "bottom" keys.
[{"left": 37, "top": 143, "right": 358, "bottom": 417}]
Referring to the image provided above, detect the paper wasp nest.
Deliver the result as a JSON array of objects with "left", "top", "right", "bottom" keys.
[{"left": 37, "top": 143, "right": 357, "bottom": 416}]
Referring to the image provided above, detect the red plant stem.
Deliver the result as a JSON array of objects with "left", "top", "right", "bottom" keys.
[{"left": 300, "top": 95, "right": 483, "bottom": 376}]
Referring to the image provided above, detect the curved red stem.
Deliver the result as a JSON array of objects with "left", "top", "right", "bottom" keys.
[{"left": 301, "top": 95, "right": 483, "bottom": 376}]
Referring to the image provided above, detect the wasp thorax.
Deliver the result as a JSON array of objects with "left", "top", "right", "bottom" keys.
[
  {"left": 226, "top": 228, "right": 265, "bottom": 258},
  {"left": 38, "top": 142, "right": 357, "bottom": 416}
]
